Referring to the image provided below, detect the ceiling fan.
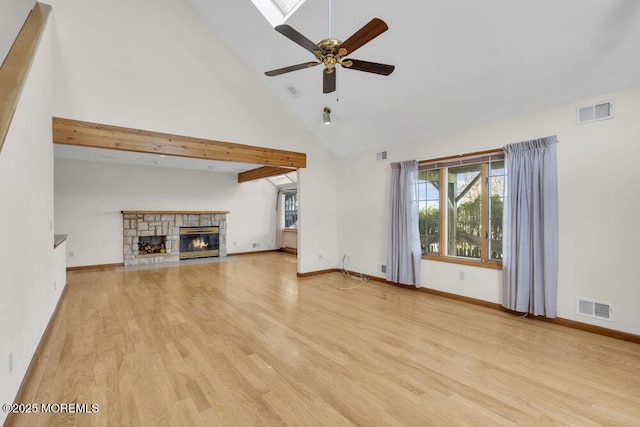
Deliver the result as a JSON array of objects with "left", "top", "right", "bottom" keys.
[{"left": 264, "top": 10, "right": 395, "bottom": 94}]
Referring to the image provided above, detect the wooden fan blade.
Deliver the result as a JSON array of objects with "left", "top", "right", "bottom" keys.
[
  {"left": 265, "top": 62, "right": 320, "bottom": 77},
  {"left": 342, "top": 59, "right": 395, "bottom": 76},
  {"left": 323, "top": 69, "right": 336, "bottom": 93},
  {"left": 338, "top": 18, "right": 388, "bottom": 56},
  {"left": 275, "top": 25, "right": 322, "bottom": 55}
]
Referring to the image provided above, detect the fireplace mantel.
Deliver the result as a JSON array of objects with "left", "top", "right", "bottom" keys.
[{"left": 121, "top": 210, "right": 229, "bottom": 215}]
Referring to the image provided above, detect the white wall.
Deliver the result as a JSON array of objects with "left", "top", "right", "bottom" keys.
[
  {"left": 0, "top": 19, "right": 58, "bottom": 425},
  {"left": 338, "top": 85, "right": 640, "bottom": 336},
  {"left": 0, "top": 0, "right": 34, "bottom": 65},
  {"left": 54, "top": 158, "right": 279, "bottom": 267},
  {"left": 48, "top": 0, "right": 338, "bottom": 273}
]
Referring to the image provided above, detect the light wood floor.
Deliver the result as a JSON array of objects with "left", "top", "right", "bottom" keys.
[{"left": 9, "top": 253, "right": 640, "bottom": 426}]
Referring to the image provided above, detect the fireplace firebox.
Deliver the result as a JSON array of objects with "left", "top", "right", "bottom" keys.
[
  {"left": 179, "top": 227, "right": 219, "bottom": 259},
  {"left": 138, "top": 235, "right": 166, "bottom": 254}
]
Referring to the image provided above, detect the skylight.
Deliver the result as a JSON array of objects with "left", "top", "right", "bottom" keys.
[
  {"left": 271, "top": 0, "right": 304, "bottom": 16},
  {"left": 250, "top": 0, "right": 307, "bottom": 27}
]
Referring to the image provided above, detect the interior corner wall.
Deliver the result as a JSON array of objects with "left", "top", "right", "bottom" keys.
[
  {"left": 54, "top": 159, "right": 280, "bottom": 267},
  {"left": 337, "top": 85, "right": 640, "bottom": 336},
  {"left": 47, "top": 0, "right": 338, "bottom": 273},
  {"left": 0, "top": 0, "right": 35, "bottom": 65},
  {"left": 0, "top": 19, "right": 58, "bottom": 425}
]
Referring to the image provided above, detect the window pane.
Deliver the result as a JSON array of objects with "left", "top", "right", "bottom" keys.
[
  {"left": 447, "top": 164, "right": 482, "bottom": 259},
  {"left": 489, "top": 160, "right": 505, "bottom": 260},
  {"left": 284, "top": 193, "right": 297, "bottom": 228},
  {"left": 418, "top": 170, "right": 440, "bottom": 255},
  {"left": 490, "top": 160, "right": 504, "bottom": 177}
]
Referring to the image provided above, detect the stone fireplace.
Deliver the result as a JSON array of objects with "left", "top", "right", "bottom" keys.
[{"left": 122, "top": 211, "right": 228, "bottom": 266}]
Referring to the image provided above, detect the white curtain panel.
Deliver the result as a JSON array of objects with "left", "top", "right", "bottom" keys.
[
  {"left": 386, "top": 160, "right": 421, "bottom": 287},
  {"left": 502, "top": 136, "right": 559, "bottom": 317}
]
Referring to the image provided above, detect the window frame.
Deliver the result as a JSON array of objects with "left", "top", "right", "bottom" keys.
[
  {"left": 419, "top": 149, "right": 504, "bottom": 270},
  {"left": 283, "top": 191, "right": 298, "bottom": 228}
]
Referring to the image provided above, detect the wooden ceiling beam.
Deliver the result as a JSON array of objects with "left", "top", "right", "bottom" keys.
[
  {"left": 52, "top": 117, "right": 307, "bottom": 168},
  {"left": 237, "top": 166, "right": 296, "bottom": 183},
  {"left": 0, "top": 3, "right": 51, "bottom": 154}
]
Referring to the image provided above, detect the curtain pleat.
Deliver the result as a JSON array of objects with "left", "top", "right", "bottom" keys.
[
  {"left": 386, "top": 160, "right": 421, "bottom": 287},
  {"left": 502, "top": 136, "right": 559, "bottom": 317}
]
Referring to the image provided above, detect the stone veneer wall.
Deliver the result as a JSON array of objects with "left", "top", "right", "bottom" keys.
[{"left": 122, "top": 212, "right": 227, "bottom": 266}]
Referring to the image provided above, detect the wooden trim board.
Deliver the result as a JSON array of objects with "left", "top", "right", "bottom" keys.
[
  {"left": 296, "top": 269, "right": 336, "bottom": 278},
  {"left": 66, "top": 263, "right": 124, "bottom": 271},
  {"left": 0, "top": 3, "right": 51, "bottom": 153},
  {"left": 306, "top": 268, "right": 640, "bottom": 344},
  {"left": 229, "top": 249, "right": 281, "bottom": 256},
  {"left": 238, "top": 166, "right": 296, "bottom": 183},
  {"left": 53, "top": 117, "right": 307, "bottom": 168},
  {"left": 121, "top": 210, "right": 229, "bottom": 215}
]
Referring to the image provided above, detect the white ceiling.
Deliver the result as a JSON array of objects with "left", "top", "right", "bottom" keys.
[
  {"left": 186, "top": 0, "right": 640, "bottom": 157},
  {"left": 54, "top": 146, "right": 299, "bottom": 187},
  {"left": 53, "top": 0, "right": 640, "bottom": 172},
  {"left": 54, "top": 145, "right": 259, "bottom": 173}
]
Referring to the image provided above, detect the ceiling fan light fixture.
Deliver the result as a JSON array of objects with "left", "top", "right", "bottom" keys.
[
  {"left": 264, "top": 17, "right": 394, "bottom": 94},
  {"left": 323, "top": 107, "right": 331, "bottom": 125}
]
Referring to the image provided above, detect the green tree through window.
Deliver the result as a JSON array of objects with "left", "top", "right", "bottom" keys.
[{"left": 418, "top": 152, "right": 504, "bottom": 268}]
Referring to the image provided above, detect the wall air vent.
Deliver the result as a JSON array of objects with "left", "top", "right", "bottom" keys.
[
  {"left": 576, "top": 101, "right": 613, "bottom": 124},
  {"left": 576, "top": 297, "right": 613, "bottom": 321},
  {"left": 376, "top": 151, "right": 388, "bottom": 161}
]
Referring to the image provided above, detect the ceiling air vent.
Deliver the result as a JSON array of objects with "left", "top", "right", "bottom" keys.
[
  {"left": 576, "top": 101, "right": 613, "bottom": 124},
  {"left": 576, "top": 297, "right": 613, "bottom": 321},
  {"left": 376, "top": 151, "right": 388, "bottom": 161}
]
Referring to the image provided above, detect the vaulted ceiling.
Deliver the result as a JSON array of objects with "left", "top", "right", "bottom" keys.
[
  {"left": 51, "top": 0, "right": 640, "bottom": 172},
  {"left": 188, "top": 0, "right": 640, "bottom": 157}
]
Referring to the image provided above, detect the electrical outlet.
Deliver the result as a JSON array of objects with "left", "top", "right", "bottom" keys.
[
  {"left": 232, "top": 241, "right": 237, "bottom": 246},
  {"left": 459, "top": 271, "right": 465, "bottom": 281},
  {"left": 69, "top": 251, "right": 75, "bottom": 257},
  {"left": 8, "top": 352, "right": 13, "bottom": 375},
  {"left": 54, "top": 280, "right": 57, "bottom": 290}
]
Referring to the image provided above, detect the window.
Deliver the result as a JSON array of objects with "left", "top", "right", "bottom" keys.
[
  {"left": 418, "top": 170, "right": 440, "bottom": 254},
  {"left": 418, "top": 150, "right": 504, "bottom": 269},
  {"left": 284, "top": 192, "right": 298, "bottom": 228}
]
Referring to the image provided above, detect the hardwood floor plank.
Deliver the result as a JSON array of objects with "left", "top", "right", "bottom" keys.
[{"left": 8, "top": 253, "right": 640, "bottom": 426}]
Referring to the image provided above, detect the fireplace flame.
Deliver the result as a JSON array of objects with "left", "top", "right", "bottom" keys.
[{"left": 192, "top": 238, "right": 209, "bottom": 250}]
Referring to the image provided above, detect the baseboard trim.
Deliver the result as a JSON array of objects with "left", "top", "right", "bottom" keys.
[
  {"left": 399, "top": 283, "right": 640, "bottom": 344},
  {"left": 414, "top": 286, "right": 503, "bottom": 310},
  {"left": 302, "top": 268, "right": 640, "bottom": 344},
  {"left": 297, "top": 268, "right": 337, "bottom": 278},
  {"left": 5, "top": 282, "right": 68, "bottom": 426},
  {"left": 279, "top": 247, "right": 298, "bottom": 255},
  {"left": 523, "top": 313, "right": 640, "bottom": 345},
  {"left": 229, "top": 249, "right": 281, "bottom": 256},
  {"left": 66, "top": 262, "right": 124, "bottom": 271}
]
